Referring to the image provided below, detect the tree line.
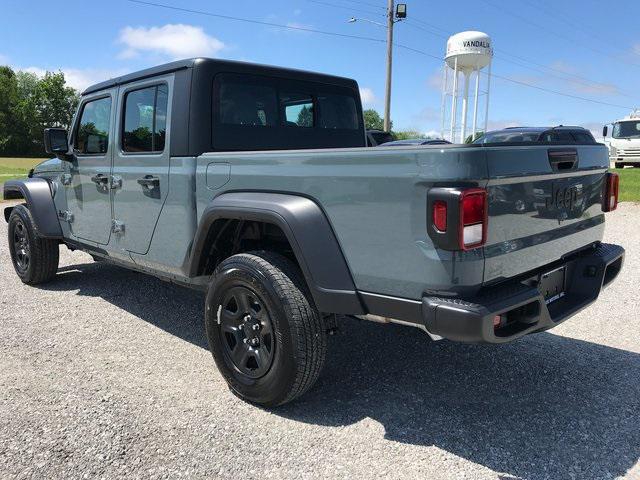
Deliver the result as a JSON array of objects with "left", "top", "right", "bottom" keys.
[
  {"left": 0, "top": 66, "right": 79, "bottom": 157},
  {"left": 363, "top": 108, "right": 434, "bottom": 140}
]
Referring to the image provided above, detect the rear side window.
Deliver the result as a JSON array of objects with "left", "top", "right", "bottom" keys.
[
  {"left": 318, "top": 94, "right": 358, "bottom": 130},
  {"left": 122, "top": 84, "right": 169, "bottom": 153},
  {"left": 75, "top": 96, "right": 112, "bottom": 154},
  {"left": 219, "top": 80, "right": 277, "bottom": 127}
]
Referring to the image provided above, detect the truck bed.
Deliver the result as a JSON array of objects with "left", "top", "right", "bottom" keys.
[{"left": 143, "top": 143, "right": 610, "bottom": 302}]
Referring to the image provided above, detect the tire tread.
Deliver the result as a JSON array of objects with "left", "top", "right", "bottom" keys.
[
  {"left": 210, "top": 251, "right": 326, "bottom": 406},
  {"left": 8, "top": 204, "right": 59, "bottom": 284}
]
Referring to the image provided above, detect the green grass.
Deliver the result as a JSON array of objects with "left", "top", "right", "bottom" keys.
[
  {"left": 616, "top": 168, "right": 640, "bottom": 203},
  {"left": 0, "top": 157, "right": 46, "bottom": 183},
  {"left": 0, "top": 158, "right": 47, "bottom": 201},
  {"left": 0, "top": 157, "right": 45, "bottom": 169}
]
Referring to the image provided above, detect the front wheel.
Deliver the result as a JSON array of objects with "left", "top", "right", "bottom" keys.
[
  {"left": 8, "top": 204, "right": 59, "bottom": 285},
  {"left": 615, "top": 162, "right": 623, "bottom": 169},
  {"left": 205, "top": 251, "right": 326, "bottom": 407}
]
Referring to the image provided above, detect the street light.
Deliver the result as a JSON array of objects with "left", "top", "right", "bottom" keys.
[{"left": 349, "top": 1, "right": 407, "bottom": 132}]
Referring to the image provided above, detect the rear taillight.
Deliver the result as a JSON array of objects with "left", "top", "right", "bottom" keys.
[
  {"left": 459, "top": 188, "right": 488, "bottom": 250},
  {"left": 433, "top": 201, "right": 447, "bottom": 232},
  {"left": 603, "top": 172, "right": 619, "bottom": 212}
]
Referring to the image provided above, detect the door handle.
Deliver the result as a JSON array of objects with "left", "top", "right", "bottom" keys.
[
  {"left": 90, "top": 174, "right": 109, "bottom": 186},
  {"left": 136, "top": 175, "right": 160, "bottom": 189}
]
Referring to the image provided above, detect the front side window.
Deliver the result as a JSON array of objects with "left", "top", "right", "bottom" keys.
[
  {"left": 75, "top": 96, "right": 112, "bottom": 154},
  {"left": 219, "top": 80, "right": 277, "bottom": 127},
  {"left": 122, "top": 84, "right": 169, "bottom": 153},
  {"left": 282, "top": 93, "right": 314, "bottom": 127}
]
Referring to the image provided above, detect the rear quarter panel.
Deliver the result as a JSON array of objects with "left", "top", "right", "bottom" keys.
[{"left": 195, "top": 146, "right": 489, "bottom": 299}]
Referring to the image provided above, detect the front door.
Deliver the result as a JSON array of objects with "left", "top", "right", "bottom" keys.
[
  {"left": 111, "top": 77, "right": 172, "bottom": 254},
  {"left": 65, "top": 91, "right": 115, "bottom": 245}
]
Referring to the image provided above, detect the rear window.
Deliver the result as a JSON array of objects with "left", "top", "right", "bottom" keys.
[
  {"left": 212, "top": 73, "right": 364, "bottom": 151},
  {"left": 474, "top": 129, "right": 596, "bottom": 145}
]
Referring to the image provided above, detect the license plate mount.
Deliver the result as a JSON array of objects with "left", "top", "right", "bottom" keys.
[{"left": 539, "top": 266, "right": 566, "bottom": 305}]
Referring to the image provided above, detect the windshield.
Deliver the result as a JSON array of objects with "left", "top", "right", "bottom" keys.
[{"left": 612, "top": 121, "right": 640, "bottom": 139}]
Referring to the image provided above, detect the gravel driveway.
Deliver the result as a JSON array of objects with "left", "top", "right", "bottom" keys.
[{"left": 1, "top": 202, "right": 639, "bottom": 480}]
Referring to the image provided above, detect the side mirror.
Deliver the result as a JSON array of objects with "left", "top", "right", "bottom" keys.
[
  {"left": 43, "top": 127, "right": 71, "bottom": 161},
  {"left": 603, "top": 125, "right": 608, "bottom": 137}
]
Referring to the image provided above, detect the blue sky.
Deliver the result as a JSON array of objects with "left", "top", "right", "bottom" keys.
[{"left": 2, "top": 0, "right": 639, "bottom": 137}]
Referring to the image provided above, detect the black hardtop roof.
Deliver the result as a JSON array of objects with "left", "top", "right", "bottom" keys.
[{"left": 82, "top": 57, "right": 359, "bottom": 95}]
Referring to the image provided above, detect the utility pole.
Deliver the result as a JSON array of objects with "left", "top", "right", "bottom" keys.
[
  {"left": 383, "top": 0, "right": 394, "bottom": 133},
  {"left": 348, "top": 4, "right": 405, "bottom": 133}
]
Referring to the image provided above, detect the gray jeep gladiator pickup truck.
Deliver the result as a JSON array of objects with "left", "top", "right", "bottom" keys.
[{"left": 4, "top": 58, "right": 624, "bottom": 406}]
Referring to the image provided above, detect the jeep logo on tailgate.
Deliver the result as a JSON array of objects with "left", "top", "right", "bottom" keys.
[{"left": 545, "top": 183, "right": 581, "bottom": 211}]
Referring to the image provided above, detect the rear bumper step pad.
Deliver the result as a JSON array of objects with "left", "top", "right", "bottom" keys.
[{"left": 421, "top": 242, "right": 624, "bottom": 343}]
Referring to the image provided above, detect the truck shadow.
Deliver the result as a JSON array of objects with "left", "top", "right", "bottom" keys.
[{"left": 46, "top": 261, "right": 639, "bottom": 480}]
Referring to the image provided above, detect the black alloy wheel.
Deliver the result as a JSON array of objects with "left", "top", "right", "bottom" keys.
[
  {"left": 219, "top": 286, "right": 276, "bottom": 379},
  {"left": 12, "top": 218, "right": 30, "bottom": 273}
]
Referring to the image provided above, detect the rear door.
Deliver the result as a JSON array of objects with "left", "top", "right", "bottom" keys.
[
  {"left": 483, "top": 144, "right": 608, "bottom": 283},
  {"left": 65, "top": 91, "right": 116, "bottom": 245},
  {"left": 111, "top": 76, "right": 172, "bottom": 254}
]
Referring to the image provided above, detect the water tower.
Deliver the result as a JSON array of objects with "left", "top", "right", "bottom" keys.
[{"left": 440, "top": 31, "right": 493, "bottom": 143}]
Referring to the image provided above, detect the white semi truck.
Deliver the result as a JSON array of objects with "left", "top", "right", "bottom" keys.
[{"left": 603, "top": 111, "right": 640, "bottom": 168}]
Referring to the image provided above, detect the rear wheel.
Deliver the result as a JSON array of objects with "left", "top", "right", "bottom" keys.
[
  {"left": 205, "top": 251, "right": 326, "bottom": 407},
  {"left": 8, "top": 204, "right": 59, "bottom": 285},
  {"left": 615, "top": 162, "right": 624, "bottom": 169}
]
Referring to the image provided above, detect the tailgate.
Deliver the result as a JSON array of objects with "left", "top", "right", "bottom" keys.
[{"left": 483, "top": 144, "right": 608, "bottom": 284}]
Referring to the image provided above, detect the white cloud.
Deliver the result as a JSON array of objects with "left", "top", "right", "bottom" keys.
[
  {"left": 264, "top": 14, "right": 313, "bottom": 34},
  {"left": 424, "top": 129, "right": 441, "bottom": 139},
  {"left": 118, "top": 24, "right": 225, "bottom": 60},
  {"left": 14, "top": 65, "right": 127, "bottom": 91},
  {"left": 545, "top": 60, "right": 619, "bottom": 96},
  {"left": 359, "top": 87, "right": 376, "bottom": 105},
  {"left": 487, "top": 119, "right": 523, "bottom": 131},
  {"left": 427, "top": 68, "right": 443, "bottom": 91},
  {"left": 571, "top": 81, "right": 619, "bottom": 96},
  {"left": 285, "top": 22, "right": 313, "bottom": 32},
  {"left": 581, "top": 121, "right": 606, "bottom": 141}
]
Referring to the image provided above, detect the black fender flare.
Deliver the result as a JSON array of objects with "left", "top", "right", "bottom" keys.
[
  {"left": 3, "top": 178, "right": 63, "bottom": 238},
  {"left": 187, "top": 192, "right": 364, "bottom": 315}
]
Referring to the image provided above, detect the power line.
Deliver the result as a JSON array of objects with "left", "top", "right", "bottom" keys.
[
  {"left": 340, "top": 0, "right": 386, "bottom": 10},
  {"left": 126, "top": 0, "right": 635, "bottom": 111},
  {"left": 306, "top": 0, "right": 384, "bottom": 17},
  {"left": 403, "top": 19, "right": 638, "bottom": 101},
  {"left": 392, "top": 42, "right": 635, "bottom": 110},
  {"left": 126, "top": 0, "right": 388, "bottom": 42},
  {"left": 481, "top": 0, "right": 640, "bottom": 69},
  {"left": 522, "top": 0, "right": 639, "bottom": 54}
]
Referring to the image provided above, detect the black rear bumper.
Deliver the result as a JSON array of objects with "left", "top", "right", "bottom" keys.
[{"left": 420, "top": 243, "right": 624, "bottom": 343}]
